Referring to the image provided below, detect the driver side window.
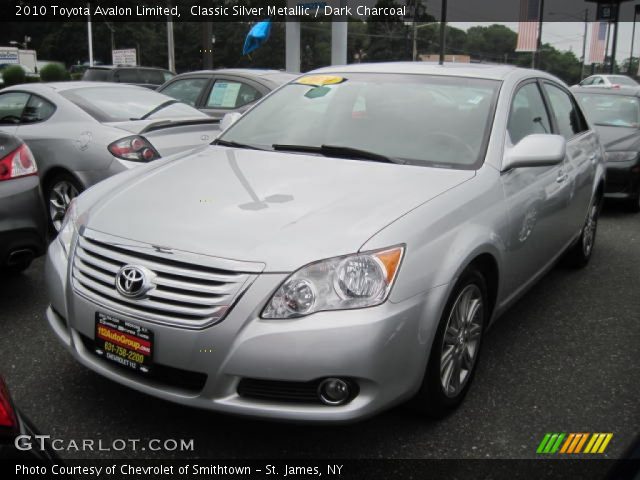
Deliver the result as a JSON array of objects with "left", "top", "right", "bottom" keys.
[
  {"left": 508, "top": 82, "right": 552, "bottom": 145},
  {"left": 0, "top": 92, "right": 30, "bottom": 125}
]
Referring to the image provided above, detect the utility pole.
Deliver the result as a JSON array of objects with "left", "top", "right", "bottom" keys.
[
  {"left": 534, "top": 0, "right": 545, "bottom": 69},
  {"left": 629, "top": 5, "right": 639, "bottom": 75},
  {"left": 609, "top": 2, "right": 620, "bottom": 73},
  {"left": 438, "top": 0, "right": 447, "bottom": 65},
  {"left": 167, "top": 1, "right": 175, "bottom": 72},
  {"left": 202, "top": 22, "right": 213, "bottom": 69},
  {"left": 87, "top": 2, "right": 94, "bottom": 66},
  {"left": 581, "top": 9, "right": 588, "bottom": 79}
]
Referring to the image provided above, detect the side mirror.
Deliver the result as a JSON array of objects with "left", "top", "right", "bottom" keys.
[
  {"left": 503, "top": 134, "right": 566, "bottom": 171},
  {"left": 220, "top": 112, "right": 242, "bottom": 131}
]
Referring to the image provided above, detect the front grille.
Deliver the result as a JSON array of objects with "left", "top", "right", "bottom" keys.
[
  {"left": 78, "top": 333, "right": 208, "bottom": 393},
  {"left": 72, "top": 229, "right": 260, "bottom": 329}
]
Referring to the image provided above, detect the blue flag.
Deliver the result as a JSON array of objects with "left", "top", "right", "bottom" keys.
[{"left": 243, "top": 20, "right": 272, "bottom": 55}]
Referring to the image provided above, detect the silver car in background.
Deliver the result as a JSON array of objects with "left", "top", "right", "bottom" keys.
[
  {"left": 0, "top": 82, "right": 220, "bottom": 231},
  {"left": 45, "top": 63, "right": 605, "bottom": 422}
]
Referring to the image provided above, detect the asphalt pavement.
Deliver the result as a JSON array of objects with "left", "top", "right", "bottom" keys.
[{"left": 1, "top": 204, "right": 638, "bottom": 460}]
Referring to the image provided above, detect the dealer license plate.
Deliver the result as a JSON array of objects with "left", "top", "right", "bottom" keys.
[{"left": 94, "top": 312, "right": 153, "bottom": 373}]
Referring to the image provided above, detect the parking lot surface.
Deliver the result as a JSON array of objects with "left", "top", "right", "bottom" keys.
[{"left": 1, "top": 205, "right": 638, "bottom": 460}]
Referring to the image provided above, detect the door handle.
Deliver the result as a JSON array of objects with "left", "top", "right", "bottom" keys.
[{"left": 556, "top": 171, "right": 568, "bottom": 183}]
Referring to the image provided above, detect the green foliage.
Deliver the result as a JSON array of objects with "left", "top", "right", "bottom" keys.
[
  {"left": 1, "top": 65, "right": 26, "bottom": 87},
  {"left": 40, "top": 63, "right": 70, "bottom": 82}
]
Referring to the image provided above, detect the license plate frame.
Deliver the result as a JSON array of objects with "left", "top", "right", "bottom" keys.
[{"left": 94, "top": 312, "right": 154, "bottom": 374}]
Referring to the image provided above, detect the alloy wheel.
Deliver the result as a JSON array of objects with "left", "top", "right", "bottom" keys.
[
  {"left": 439, "top": 284, "right": 484, "bottom": 398},
  {"left": 49, "top": 180, "right": 79, "bottom": 232}
]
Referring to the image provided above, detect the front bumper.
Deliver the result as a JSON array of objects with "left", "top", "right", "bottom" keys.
[
  {"left": 45, "top": 238, "right": 446, "bottom": 423},
  {"left": 0, "top": 176, "right": 47, "bottom": 269},
  {"left": 604, "top": 160, "right": 640, "bottom": 199}
]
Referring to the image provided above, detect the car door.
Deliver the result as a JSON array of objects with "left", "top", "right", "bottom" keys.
[
  {"left": 541, "top": 81, "right": 596, "bottom": 240},
  {"left": 0, "top": 91, "right": 30, "bottom": 136},
  {"left": 200, "top": 77, "right": 265, "bottom": 119},
  {"left": 500, "top": 80, "right": 572, "bottom": 297},
  {"left": 158, "top": 77, "right": 210, "bottom": 108}
]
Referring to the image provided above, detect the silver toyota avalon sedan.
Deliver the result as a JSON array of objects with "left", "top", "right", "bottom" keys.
[{"left": 45, "top": 63, "right": 605, "bottom": 422}]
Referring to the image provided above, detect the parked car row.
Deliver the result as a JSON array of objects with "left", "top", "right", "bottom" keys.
[{"left": 0, "top": 63, "right": 637, "bottom": 424}]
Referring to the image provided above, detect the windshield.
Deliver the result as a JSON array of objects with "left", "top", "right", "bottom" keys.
[
  {"left": 609, "top": 76, "right": 638, "bottom": 86},
  {"left": 575, "top": 93, "right": 640, "bottom": 128},
  {"left": 219, "top": 73, "right": 500, "bottom": 169},
  {"left": 61, "top": 86, "right": 206, "bottom": 122}
]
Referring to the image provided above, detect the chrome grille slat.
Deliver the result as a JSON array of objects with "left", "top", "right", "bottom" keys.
[
  {"left": 72, "top": 229, "right": 260, "bottom": 329},
  {"left": 78, "top": 237, "right": 245, "bottom": 284}
]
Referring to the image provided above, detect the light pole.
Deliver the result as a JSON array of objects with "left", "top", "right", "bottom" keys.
[
  {"left": 629, "top": 4, "right": 640, "bottom": 75},
  {"left": 439, "top": 0, "right": 448, "bottom": 65},
  {"left": 548, "top": 9, "right": 589, "bottom": 79}
]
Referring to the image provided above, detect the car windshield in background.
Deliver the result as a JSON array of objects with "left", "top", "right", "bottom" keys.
[
  {"left": 610, "top": 76, "right": 638, "bottom": 86},
  {"left": 60, "top": 87, "right": 205, "bottom": 122},
  {"left": 220, "top": 73, "right": 500, "bottom": 169},
  {"left": 576, "top": 93, "right": 640, "bottom": 128}
]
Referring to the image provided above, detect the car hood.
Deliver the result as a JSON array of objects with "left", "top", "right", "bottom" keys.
[
  {"left": 83, "top": 147, "right": 475, "bottom": 271},
  {"left": 595, "top": 125, "right": 640, "bottom": 151}
]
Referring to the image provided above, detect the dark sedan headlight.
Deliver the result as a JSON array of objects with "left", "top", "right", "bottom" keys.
[{"left": 262, "top": 246, "right": 404, "bottom": 319}]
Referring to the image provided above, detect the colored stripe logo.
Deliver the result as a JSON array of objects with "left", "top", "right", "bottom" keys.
[{"left": 537, "top": 433, "right": 613, "bottom": 454}]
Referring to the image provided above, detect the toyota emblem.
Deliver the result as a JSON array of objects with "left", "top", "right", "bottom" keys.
[{"left": 115, "top": 265, "right": 155, "bottom": 299}]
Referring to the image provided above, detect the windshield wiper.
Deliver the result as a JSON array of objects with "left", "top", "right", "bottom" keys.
[
  {"left": 133, "top": 99, "right": 180, "bottom": 121},
  {"left": 272, "top": 144, "right": 402, "bottom": 164},
  {"left": 213, "top": 139, "right": 266, "bottom": 150}
]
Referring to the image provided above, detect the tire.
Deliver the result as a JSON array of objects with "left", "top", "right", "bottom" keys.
[
  {"left": 410, "top": 268, "right": 489, "bottom": 418},
  {"left": 564, "top": 195, "right": 601, "bottom": 268},
  {"left": 44, "top": 172, "right": 82, "bottom": 233},
  {"left": 626, "top": 194, "right": 640, "bottom": 213},
  {"left": 0, "top": 261, "right": 32, "bottom": 276}
]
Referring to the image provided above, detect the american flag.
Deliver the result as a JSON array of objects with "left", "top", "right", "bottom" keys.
[
  {"left": 588, "top": 22, "right": 608, "bottom": 64},
  {"left": 516, "top": 0, "right": 540, "bottom": 52}
]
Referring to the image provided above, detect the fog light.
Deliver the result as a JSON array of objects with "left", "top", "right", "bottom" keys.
[{"left": 318, "top": 378, "right": 350, "bottom": 406}]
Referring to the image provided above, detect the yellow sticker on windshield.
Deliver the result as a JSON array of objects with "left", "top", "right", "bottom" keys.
[{"left": 295, "top": 75, "right": 346, "bottom": 87}]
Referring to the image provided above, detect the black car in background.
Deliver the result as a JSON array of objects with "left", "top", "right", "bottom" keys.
[
  {"left": 82, "top": 65, "right": 175, "bottom": 89},
  {"left": 573, "top": 86, "right": 640, "bottom": 212},
  {"left": 157, "top": 69, "right": 296, "bottom": 119},
  {"left": 0, "top": 375, "right": 57, "bottom": 462},
  {"left": 0, "top": 133, "right": 47, "bottom": 274}
]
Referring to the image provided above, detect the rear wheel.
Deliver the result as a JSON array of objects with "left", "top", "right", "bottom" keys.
[
  {"left": 44, "top": 172, "right": 82, "bottom": 233},
  {"left": 411, "top": 268, "right": 488, "bottom": 417},
  {"left": 564, "top": 196, "right": 601, "bottom": 268},
  {"left": 626, "top": 194, "right": 640, "bottom": 213}
]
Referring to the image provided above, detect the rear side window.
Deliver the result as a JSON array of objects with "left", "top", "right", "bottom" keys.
[
  {"left": 114, "top": 69, "right": 140, "bottom": 83},
  {"left": 206, "top": 80, "right": 262, "bottom": 109},
  {"left": 160, "top": 78, "right": 208, "bottom": 106},
  {"left": 139, "top": 69, "right": 172, "bottom": 85},
  {"left": 83, "top": 69, "right": 111, "bottom": 81},
  {"left": 0, "top": 92, "right": 29, "bottom": 124},
  {"left": 21, "top": 95, "right": 56, "bottom": 123},
  {"left": 543, "top": 83, "right": 588, "bottom": 139},
  {"left": 508, "top": 82, "right": 552, "bottom": 145}
]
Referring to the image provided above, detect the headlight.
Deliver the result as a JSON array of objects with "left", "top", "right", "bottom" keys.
[
  {"left": 605, "top": 151, "right": 638, "bottom": 163},
  {"left": 262, "top": 246, "right": 404, "bottom": 319},
  {"left": 58, "top": 199, "right": 78, "bottom": 256}
]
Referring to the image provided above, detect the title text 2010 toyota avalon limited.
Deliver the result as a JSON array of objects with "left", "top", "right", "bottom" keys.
[{"left": 45, "top": 63, "right": 605, "bottom": 422}]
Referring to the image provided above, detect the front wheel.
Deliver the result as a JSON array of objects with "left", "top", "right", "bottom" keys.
[
  {"left": 45, "top": 172, "right": 82, "bottom": 233},
  {"left": 564, "top": 196, "right": 601, "bottom": 268},
  {"left": 410, "top": 268, "right": 488, "bottom": 418}
]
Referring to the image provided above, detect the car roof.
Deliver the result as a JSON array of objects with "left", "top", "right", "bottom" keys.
[
  {"left": 87, "top": 65, "right": 172, "bottom": 72},
  {"left": 171, "top": 68, "right": 297, "bottom": 83},
  {"left": 571, "top": 86, "right": 640, "bottom": 97},
  {"left": 307, "top": 62, "right": 538, "bottom": 81},
  {"left": 4, "top": 81, "right": 157, "bottom": 93}
]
